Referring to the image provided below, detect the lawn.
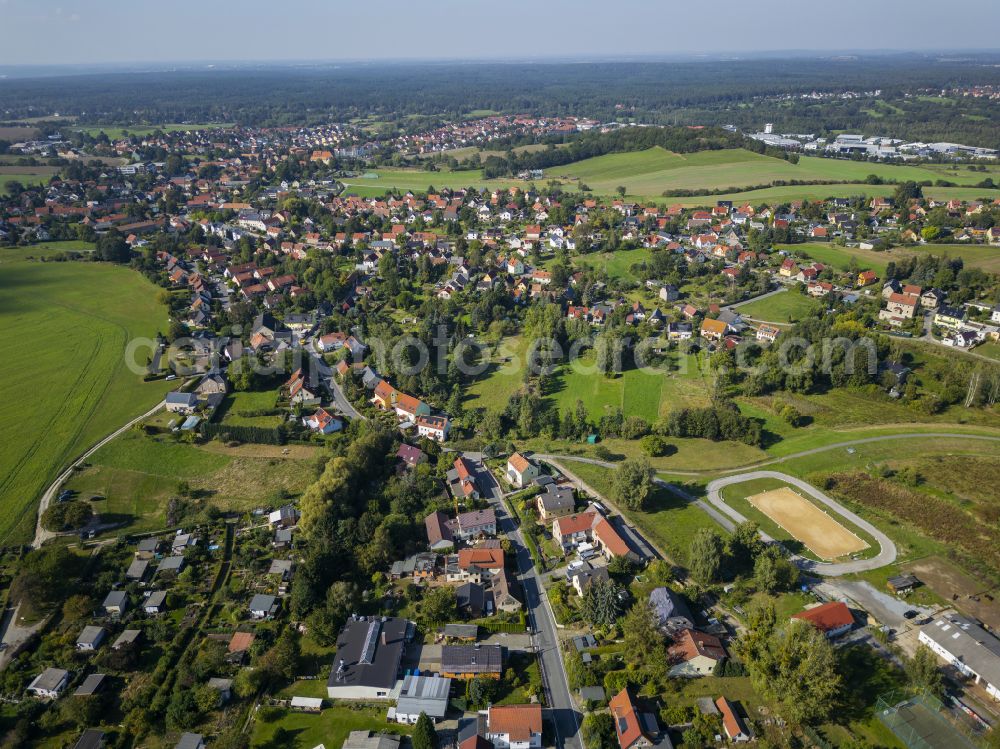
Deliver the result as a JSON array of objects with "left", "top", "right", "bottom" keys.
[
  {"left": 464, "top": 336, "right": 533, "bottom": 413},
  {"left": 62, "top": 432, "right": 316, "bottom": 536},
  {"left": 573, "top": 247, "right": 653, "bottom": 282},
  {"left": 547, "top": 350, "right": 711, "bottom": 423},
  {"left": 0, "top": 247, "right": 174, "bottom": 543},
  {"left": 733, "top": 289, "right": 820, "bottom": 323},
  {"left": 251, "top": 705, "right": 413, "bottom": 749},
  {"left": 781, "top": 241, "right": 1000, "bottom": 276},
  {"left": 215, "top": 388, "right": 283, "bottom": 427}
]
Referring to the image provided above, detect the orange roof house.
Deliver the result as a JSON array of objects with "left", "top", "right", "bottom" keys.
[
  {"left": 700, "top": 317, "right": 728, "bottom": 341},
  {"left": 486, "top": 704, "right": 543, "bottom": 746},
  {"left": 791, "top": 601, "right": 854, "bottom": 637},
  {"left": 609, "top": 688, "right": 656, "bottom": 749}
]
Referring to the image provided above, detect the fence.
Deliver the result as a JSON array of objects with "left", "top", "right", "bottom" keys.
[{"left": 875, "top": 689, "right": 982, "bottom": 749}]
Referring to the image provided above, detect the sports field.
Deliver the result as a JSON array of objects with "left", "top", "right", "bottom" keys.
[
  {"left": 747, "top": 486, "right": 869, "bottom": 560},
  {"left": 0, "top": 244, "right": 173, "bottom": 543}
]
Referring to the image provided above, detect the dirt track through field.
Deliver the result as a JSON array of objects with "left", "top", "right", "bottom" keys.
[{"left": 748, "top": 486, "right": 868, "bottom": 560}]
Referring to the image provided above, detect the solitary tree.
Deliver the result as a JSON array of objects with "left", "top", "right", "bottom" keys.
[
  {"left": 413, "top": 712, "right": 438, "bottom": 749},
  {"left": 613, "top": 458, "right": 653, "bottom": 510},
  {"left": 907, "top": 644, "right": 943, "bottom": 698},
  {"left": 688, "top": 528, "right": 724, "bottom": 584}
]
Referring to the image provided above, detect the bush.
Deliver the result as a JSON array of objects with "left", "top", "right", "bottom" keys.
[
  {"left": 640, "top": 435, "right": 672, "bottom": 457},
  {"left": 40, "top": 500, "right": 93, "bottom": 532}
]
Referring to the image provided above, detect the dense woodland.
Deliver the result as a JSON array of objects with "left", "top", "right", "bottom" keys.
[{"left": 2, "top": 55, "right": 1000, "bottom": 147}]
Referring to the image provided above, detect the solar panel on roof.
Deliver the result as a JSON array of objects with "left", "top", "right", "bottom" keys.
[{"left": 360, "top": 620, "right": 380, "bottom": 664}]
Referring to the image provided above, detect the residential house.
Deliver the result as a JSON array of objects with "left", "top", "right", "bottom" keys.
[
  {"left": 164, "top": 391, "right": 198, "bottom": 414},
  {"left": 857, "top": 270, "right": 878, "bottom": 287},
  {"left": 440, "top": 644, "right": 503, "bottom": 680},
  {"left": 102, "top": 590, "right": 128, "bottom": 617},
  {"left": 416, "top": 414, "right": 450, "bottom": 442},
  {"left": 448, "top": 547, "right": 505, "bottom": 584},
  {"left": 506, "top": 453, "right": 540, "bottom": 488},
  {"left": 569, "top": 564, "right": 609, "bottom": 597},
  {"left": 342, "top": 731, "right": 401, "bottom": 749},
  {"left": 144, "top": 590, "right": 167, "bottom": 615},
  {"left": 72, "top": 729, "right": 106, "bottom": 749},
  {"left": 448, "top": 457, "right": 481, "bottom": 500},
  {"left": 396, "top": 444, "right": 427, "bottom": 469},
  {"left": 456, "top": 582, "right": 486, "bottom": 618},
  {"left": 425, "top": 511, "right": 455, "bottom": 551},
  {"left": 303, "top": 407, "right": 343, "bottom": 434},
  {"left": 609, "top": 688, "right": 669, "bottom": 749},
  {"left": 249, "top": 594, "right": 279, "bottom": 619},
  {"left": 700, "top": 318, "right": 728, "bottom": 342},
  {"left": 934, "top": 305, "right": 965, "bottom": 330},
  {"left": 756, "top": 325, "right": 780, "bottom": 343},
  {"left": 485, "top": 704, "right": 543, "bottom": 749},
  {"left": 716, "top": 697, "right": 752, "bottom": 742},
  {"left": 536, "top": 485, "right": 575, "bottom": 522},
  {"left": 668, "top": 629, "right": 727, "bottom": 677},
  {"left": 885, "top": 292, "right": 920, "bottom": 319},
  {"left": 27, "top": 667, "right": 70, "bottom": 699},
  {"left": 76, "top": 626, "right": 106, "bottom": 651},
  {"left": 175, "top": 734, "right": 206, "bottom": 749},
  {"left": 921, "top": 288, "right": 945, "bottom": 309},
  {"left": 791, "top": 602, "right": 854, "bottom": 638},
  {"left": 649, "top": 587, "right": 694, "bottom": 634}
]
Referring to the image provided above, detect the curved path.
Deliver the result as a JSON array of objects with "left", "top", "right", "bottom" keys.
[
  {"left": 536, "top": 431, "right": 1000, "bottom": 478},
  {"left": 705, "top": 471, "right": 897, "bottom": 576},
  {"left": 33, "top": 402, "right": 164, "bottom": 547}
]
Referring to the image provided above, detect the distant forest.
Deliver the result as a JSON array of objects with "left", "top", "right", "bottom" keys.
[{"left": 2, "top": 55, "right": 999, "bottom": 147}]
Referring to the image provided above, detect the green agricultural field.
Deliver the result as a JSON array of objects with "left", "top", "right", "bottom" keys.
[
  {"left": 668, "top": 183, "right": 1000, "bottom": 209},
  {"left": 76, "top": 122, "right": 234, "bottom": 138},
  {"left": 1, "top": 171, "right": 53, "bottom": 193},
  {"left": 338, "top": 148, "right": 1000, "bottom": 205},
  {"left": 780, "top": 241, "right": 1000, "bottom": 277},
  {"left": 340, "top": 167, "right": 516, "bottom": 195},
  {"left": 0, "top": 246, "right": 173, "bottom": 543},
  {"left": 734, "top": 289, "right": 820, "bottom": 323},
  {"left": 543, "top": 147, "right": 1000, "bottom": 199},
  {"left": 62, "top": 431, "right": 315, "bottom": 537}
]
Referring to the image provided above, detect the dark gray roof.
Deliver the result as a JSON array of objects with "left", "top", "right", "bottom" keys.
[
  {"left": 539, "top": 485, "right": 574, "bottom": 513},
  {"left": 249, "top": 594, "right": 277, "bottom": 614},
  {"left": 103, "top": 590, "right": 128, "bottom": 609},
  {"left": 29, "top": 667, "right": 69, "bottom": 693},
  {"left": 649, "top": 587, "right": 694, "bottom": 630},
  {"left": 328, "top": 617, "right": 408, "bottom": 691},
  {"left": 73, "top": 729, "right": 106, "bottom": 749},
  {"left": 440, "top": 644, "right": 503, "bottom": 675},
  {"left": 920, "top": 616, "right": 1000, "bottom": 689},
  {"left": 175, "top": 733, "right": 204, "bottom": 749},
  {"left": 136, "top": 538, "right": 161, "bottom": 553},
  {"left": 342, "top": 731, "right": 401, "bottom": 749},
  {"left": 74, "top": 673, "right": 106, "bottom": 697},
  {"left": 145, "top": 591, "right": 167, "bottom": 608}
]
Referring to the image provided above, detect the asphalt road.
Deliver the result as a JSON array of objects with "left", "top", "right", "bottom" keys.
[
  {"left": 704, "top": 470, "right": 897, "bottom": 575},
  {"left": 308, "top": 351, "right": 364, "bottom": 421},
  {"left": 467, "top": 455, "right": 584, "bottom": 749}
]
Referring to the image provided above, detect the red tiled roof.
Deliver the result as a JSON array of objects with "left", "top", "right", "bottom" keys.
[
  {"left": 609, "top": 688, "right": 649, "bottom": 749},
  {"left": 489, "top": 704, "right": 542, "bottom": 742},
  {"left": 792, "top": 601, "right": 853, "bottom": 632}
]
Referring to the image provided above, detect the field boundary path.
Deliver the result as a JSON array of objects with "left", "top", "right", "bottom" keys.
[
  {"left": 706, "top": 471, "right": 896, "bottom": 575},
  {"left": 32, "top": 402, "right": 164, "bottom": 547},
  {"left": 537, "top": 431, "right": 1000, "bottom": 478}
]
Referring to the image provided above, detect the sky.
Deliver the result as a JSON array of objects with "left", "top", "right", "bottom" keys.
[{"left": 1, "top": 0, "right": 999, "bottom": 66}]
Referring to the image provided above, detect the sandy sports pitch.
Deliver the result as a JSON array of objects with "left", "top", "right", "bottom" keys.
[{"left": 747, "top": 487, "right": 869, "bottom": 560}]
